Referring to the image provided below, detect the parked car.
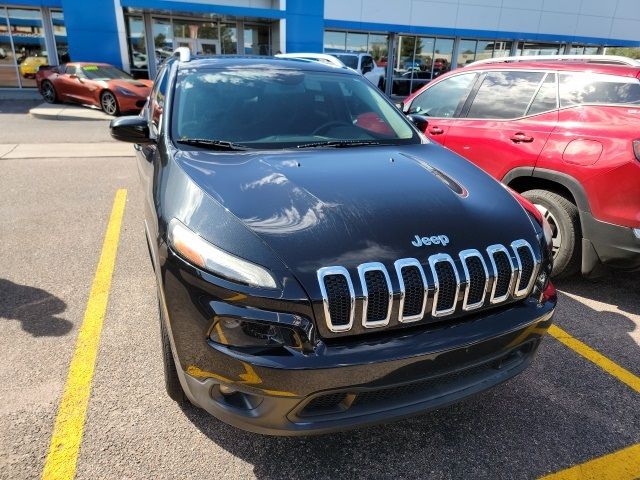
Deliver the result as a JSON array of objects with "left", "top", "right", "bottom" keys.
[
  {"left": 402, "top": 57, "right": 640, "bottom": 278},
  {"left": 19, "top": 56, "right": 48, "bottom": 78},
  {"left": 36, "top": 62, "right": 153, "bottom": 115},
  {"left": 332, "top": 52, "right": 385, "bottom": 88},
  {"left": 109, "top": 51, "right": 556, "bottom": 435},
  {"left": 275, "top": 52, "right": 346, "bottom": 68}
]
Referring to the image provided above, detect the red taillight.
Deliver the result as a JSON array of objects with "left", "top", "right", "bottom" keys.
[{"left": 633, "top": 140, "right": 640, "bottom": 161}]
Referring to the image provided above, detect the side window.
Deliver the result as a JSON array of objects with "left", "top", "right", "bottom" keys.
[
  {"left": 150, "top": 67, "right": 168, "bottom": 126},
  {"left": 408, "top": 72, "right": 477, "bottom": 118},
  {"left": 526, "top": 73, "right": 558, "bottom": 116},
  {"left": 467, "top": 71, "right": 545, "bottom": 119},
  {"left": 361, "top": 55, "right": 373, "bottom": 72},
  {"left": 559, "top": 73, "right": 640, "bottom": 107}
]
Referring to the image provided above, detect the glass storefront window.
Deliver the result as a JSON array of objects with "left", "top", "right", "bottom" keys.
[
  {"left": 50, "top": 10, "right": 68, "bottom": 63},
  {"left": 8, "top": 8, "right": 47, "bottom": 87},
  {"left": 220, "top": 24, "right": 236, "bottom": 54},
  {"left": 126, "top": 16, "right": 147, "bottom": 77},
  {"left": 493, "top": 41, "right": 512, "bottom": 58},
  {"left": 244, "top": 24, "right": 270, "bottom": 55},
  {"left": 518, "top": 42, "right": 563, "bottom": 55},
  {"left": 324, "top": 31, "right": 346, "bottom": 52},
  {"left": 346, "top": 32, "right": 367, "bottom": 52},
  {"left": 475, "top": 40, "right": 493, "bottom": 62},
  {"left": 457, "top": 39, "right": 477, "bottom": 67},
  {"left": 0, "top": 6, "right": 19, "bottom": 86},
  {"left": 153, "top": 18, "right": 173, "bottom": 65},
  {"left": 433, "top": 37, "right": 453, "bottom": 75},
  {"left": 368, "top": 33, "right": 388, "bottom": 65}
]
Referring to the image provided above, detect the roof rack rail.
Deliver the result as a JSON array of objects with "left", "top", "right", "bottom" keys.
[
  {"left": 173, "top": 47, "right": 191, "bottom": 62},
  {"left": 467, "top": 54, "right": 640, "bottom": 67}
]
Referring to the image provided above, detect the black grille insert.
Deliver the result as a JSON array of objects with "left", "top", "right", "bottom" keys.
[
  {"left": 323, "top": 274, "right": 351, "bottom": 327},
  {"left": 434, "top": 261, "right": 457, "bottom": 312},
  {"left": 493, "top": 251, "right": 512, "bottom": 298},
  {"left": 465, "top": 256, "right": 486, "bottom": 305},
  {"left": 401, "top": 266, "right": 424, "bottom": 318},
  {"left": 364, "top": 270, "right": 389, "bottom": 322},
  {"left": 517, "top": 246, "right": 534, "bottom": 292}
]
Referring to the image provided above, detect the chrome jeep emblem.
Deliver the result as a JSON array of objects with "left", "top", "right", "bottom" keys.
[{"left": 412, "top": 234, "right": 450, "bottom": 247}]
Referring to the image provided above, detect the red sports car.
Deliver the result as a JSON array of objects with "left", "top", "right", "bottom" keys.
[{"left": 36, "top": 62, "right": 153, "bottom": 116}]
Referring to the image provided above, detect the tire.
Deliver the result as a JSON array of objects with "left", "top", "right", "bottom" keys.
[
  {"left": 522, "top": 189, "right": 581, "bottom": 279},
  {"left": 41, "top": 80, "right": 58, "bottom": 104},
  {"left": 100, "top": 90, "right": 120, "bottom": 116},
  {"left": 159, "top": 300, "right": 186, "bottom": 403}
]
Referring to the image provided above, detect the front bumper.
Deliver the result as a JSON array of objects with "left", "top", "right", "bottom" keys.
[{"left": 159, "top": 252, "right": 556, "bottom": 436}]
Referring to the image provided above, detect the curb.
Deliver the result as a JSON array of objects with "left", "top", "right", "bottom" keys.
[{"left": 29, "top": 103, "right": 113, "bottom": 121}]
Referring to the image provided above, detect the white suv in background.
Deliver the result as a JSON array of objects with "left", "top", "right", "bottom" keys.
[
  {"left": 331, "top": 52, "right": 385, "bottom": 87},
  {"left": 277, "top": 52, "right": 385, "bottom": 88}
]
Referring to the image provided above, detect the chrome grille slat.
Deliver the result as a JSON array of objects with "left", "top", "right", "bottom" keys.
[
  {"left": 511, "top": 240, "right": 539, "bottom": 298},
  {"left": 317, "top": 266, "right": 355, "bottom": 333},
  {"left": 357, "top": 263, "right": 393, "bottom": 328},
  {"left": 486, "top": 245, "right": 517, "bottom": 304},
  {"left": 459, "top": 249, "right": 489, "bottom": 311},
  {"left": 428, "top": 253, "right": 460, "bottom": 317},
  {"left": 317, "top": 239, "right": 540, "bottom": 333},
  {"left": 394, "top": 258, "right": 429, "bottom": 323}
]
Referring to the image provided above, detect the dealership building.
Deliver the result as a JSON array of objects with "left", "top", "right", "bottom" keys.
[{"left": 1, "top": 0, "right": 639, "bottom": 95}]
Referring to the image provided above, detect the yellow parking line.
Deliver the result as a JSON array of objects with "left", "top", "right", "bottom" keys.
[
  {"left": 539, "top": 443, "right": 640, "bottom": 480},
  {"left": 548, "top": 324, "right": 640, "bottom": 394},
  {"left": 42, "top": 189, "right": 127, "bottom": 480}
]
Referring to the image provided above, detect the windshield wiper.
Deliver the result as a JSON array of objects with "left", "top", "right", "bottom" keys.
[
  {"left": 296, "top": 140, "right": 383, "bottom": 149},
  {"left": 176, "top": 138, "right": 251, "bottom": 151}
]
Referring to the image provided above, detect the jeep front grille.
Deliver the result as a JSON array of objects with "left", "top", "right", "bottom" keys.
[{"left": 317, "top": 239, "right": 540, "bottom": 333}]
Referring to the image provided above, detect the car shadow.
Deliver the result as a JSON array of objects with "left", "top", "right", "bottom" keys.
[
  {"left": 0, "top": 278, "right": 72, "bottom": 336},
  {"left": 555, "top": 270, "right": 640, "bottom": 317}
]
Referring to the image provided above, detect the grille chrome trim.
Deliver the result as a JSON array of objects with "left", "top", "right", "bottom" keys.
[
  {"left": 317, "top": 266, "right": 355, "bottom": 333},
  {"left": 394, "top": 258, "right": 429, "bottom": 323},
  {"left": 357, "top": 262, "right": 393, "bottom": 328},
  {"left": 486, "top": 244, "right": 516, "bottom": 304},
  {"left": 511, "top": 240, "right": 539, "bottom": 298},
  {"left": 428, "top": 253, "right": 460, "bottom": 317},
  {"left": 458, "top": 249, "right": 490, "bottom": 311}
]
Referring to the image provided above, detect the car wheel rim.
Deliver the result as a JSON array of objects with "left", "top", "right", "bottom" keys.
[
  {"left": 43, "top": 83, "right": 54, "bottom": 102},
  {"left": 534, "top": 204, "right": 562, "bottom": 258},
  {"left": 102, "top": 93, "right": 116, "bottom": 115}
]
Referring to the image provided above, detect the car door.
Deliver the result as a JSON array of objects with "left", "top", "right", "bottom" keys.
[
  {"left": 402, "top": 72, "right": 479, "bottom": 145},
  {"left": 52, "top": 64, "right": 76, "bottom": 101},
  {"left": 444, "top": 70, "right": 558, "bottom": 180}
]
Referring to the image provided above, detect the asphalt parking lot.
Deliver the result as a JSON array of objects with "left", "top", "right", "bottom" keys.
[{"left": 0, "top": 107, "right": 638, "bottom": 479}]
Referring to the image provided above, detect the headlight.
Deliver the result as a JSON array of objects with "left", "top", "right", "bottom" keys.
[
  {"left": 116, "top": 86, "right": 136, "bottom": 96},
  {"left": 168, "top": 218, "right": 278, "bottom": 289}
]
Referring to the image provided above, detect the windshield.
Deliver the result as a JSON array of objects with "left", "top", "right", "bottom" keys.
[
  {"left": 172, "top": 68, "right": 420, "bottom": 150},
  {"left": 81, "top": 65, "right": 132, "bottom": 81},
  {"left": 334, "top": 54, "right": 359, "bottom": 70}
]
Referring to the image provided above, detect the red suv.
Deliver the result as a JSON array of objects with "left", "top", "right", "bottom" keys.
[{"left": 403, "top": 59, "right": 640, "bottom": 278}]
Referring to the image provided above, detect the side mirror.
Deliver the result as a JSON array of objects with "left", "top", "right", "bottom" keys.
[
  {"left": 407, "top": 114, "right": 428, "bottom": 131},
  {"left": 362, "top": 64, "right": 373, "bottom": 74},
  {"left": 110, "top": 115, "right": 153, "bottom": 143},
  {"left": 69, "top": 73, "right": 77, "bottom": 79}
]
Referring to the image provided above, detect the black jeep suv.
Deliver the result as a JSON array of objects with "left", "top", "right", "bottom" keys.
[{"left": 110, "top": 52, "right": 557, "bottom": 435}]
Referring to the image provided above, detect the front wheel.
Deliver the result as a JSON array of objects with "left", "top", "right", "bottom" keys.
[
  {"left": 100, "top": 90, "right": 119, "bottom": 116},
  {"left": 522, "top": 189, "right": 581, "bottom": 279},
  {"left": 41, "top": 80, "right": 58, "bottom": 103}
]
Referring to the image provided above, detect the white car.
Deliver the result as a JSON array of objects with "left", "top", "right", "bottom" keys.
[
  {"left": 331, "top": 53, "right": 385, "bottom": 87},
  {"left": 277, "top": 52, "right": 385, "bottom": 88},
  {"left": 275, "top": 52, "right": 346, "bottom": 68}
]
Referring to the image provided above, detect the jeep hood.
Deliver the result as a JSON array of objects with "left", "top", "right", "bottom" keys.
[{"left": 175, "top": 143, "right": 539, "bottom": 291}]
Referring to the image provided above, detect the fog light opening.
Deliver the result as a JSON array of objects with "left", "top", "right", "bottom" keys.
[{"left": 211, "top": 384, "right": 263, "bottom": 410}]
